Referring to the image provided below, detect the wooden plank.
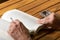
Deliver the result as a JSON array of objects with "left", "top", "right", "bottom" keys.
[
  {"left": 33, "top": 13, "right": 41, "bottom": 18},
  {"left": 39, "top": 31, "right": 60, "bottom": 40},
  {"left": 34, "top": 3, "right": 60, "bottom": 18},
  {"left": 0, "top": 0, "right": 20, "bottom": 9},
  {"left": 0, "top": 0, "right": 34, "bottom": 16},
  {"left": 0, "top": 0, "right": 8, "bottom": 4},
  {"left": 44, "top": 3, "right": 60, "bottom": 12},
  {"left": 56, "top": 10, "right": 60, "bottom": 14},
  {"left": 26, "top": 0, "right": 60, "bottom": 15},
  {"left": 18, "top": 0, "right": 48, "bottom": 12}
]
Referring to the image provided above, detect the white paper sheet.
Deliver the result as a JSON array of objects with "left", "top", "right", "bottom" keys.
[
  {"left": 1, "top": 9, "right": 42, "bottom": 31},
  {"left": 0, "top": 29, "right": 14, "bottom": 40},
  {"left": 0, "top": 19, "right": 14, "bottom": 40}
]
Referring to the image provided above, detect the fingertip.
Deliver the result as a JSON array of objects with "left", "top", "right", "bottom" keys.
[
  {"left": 51, "top": 12, "right": 55, "bottom": 15},
  {"left": 14, "top": 19, "right": 21, "bottom": 25},
  {"left": 36, "top": 20, "right": 39, "bottom": 24},
  {"left": 36, "top": 19, "right": 41, "bottom": 23},
  {"left": 36, "top": 20, "right": 43, "bottom": 24}
]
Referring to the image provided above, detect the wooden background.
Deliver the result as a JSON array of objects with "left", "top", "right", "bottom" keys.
[
  {"left": 0, "top": 0, "right": 60, "bottom": 18},
  {"left": 0, "top": 0, "right": 60, "bottom": 40}
]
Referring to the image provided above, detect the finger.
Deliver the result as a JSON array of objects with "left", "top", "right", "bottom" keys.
[
  {"left": 14, "top": 19, "right": 25, "bottom": 29},
  {"left": 36, "top": 19, "right": 45, "bottom": 24},
  {"left": 14, "top": 19, "right": 22, "bottom": 28},
  {"left": 13, "top": 19, "right": 29, "bottom": 33},
  {"left": 8, "top": 22, "right": 17, "bottom": 34},
  {"left": 14, "top": 20, "right": 29, "bottom": 34},
  {"left": 46, "top": 12, "right": 54, "bottom": 24},
  {"left": 13, "top": 19, "right": 21, "bottom": 25},
  {"left": 13, "top": 19, "right": 24, "bottom": 33}
]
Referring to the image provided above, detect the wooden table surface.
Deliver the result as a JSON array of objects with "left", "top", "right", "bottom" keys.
[{"left": 0, "top": 0, "right": 60, "bottom": 18}]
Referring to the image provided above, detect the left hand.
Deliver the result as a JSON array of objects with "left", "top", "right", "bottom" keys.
[{"left": 36, "top": 12, "right": 55, "bottom": 24}]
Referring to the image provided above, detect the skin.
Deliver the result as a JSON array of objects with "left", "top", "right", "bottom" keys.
[
  {"left": 8, "top": 13, "right": 55, "bottom": 40},
  {"left": 36, "top": 13, "right": 55, "bottom": 24},
  {"left": 37, "top": 12, "right": 60, "bottom": 30},
  {"left": 8, "top": 20, "right": 32, "bottom": 40}
]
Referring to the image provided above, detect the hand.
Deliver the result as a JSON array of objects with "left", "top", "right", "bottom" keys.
[
  {"left": 8, "top": 20, "right": 31, "bottom": 40},
  {"left": 36, "top": 13, "right": 55, "bottom": 24}
]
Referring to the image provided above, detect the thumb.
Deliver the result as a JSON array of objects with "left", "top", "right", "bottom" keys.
[{"left": 36, "top": 19, "right": 46, "bottom": 24}]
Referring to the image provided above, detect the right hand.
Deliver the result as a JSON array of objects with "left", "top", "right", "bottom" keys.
[{"left": 8, "top": 20, "right": 31, "bottom": 40}]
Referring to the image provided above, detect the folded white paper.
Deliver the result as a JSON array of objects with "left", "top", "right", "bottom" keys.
[
  {"left": 0, "top": 29, "right": 14, "bottom": 40},
  {"left": 1, "top": 9, "right": 42, "bottom": 31},
  {"left": 0, "top": 9, "right": 43, "bottom": 40}
]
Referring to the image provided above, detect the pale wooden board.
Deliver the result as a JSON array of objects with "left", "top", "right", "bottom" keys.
[
  {"left": 0, "top": 0, "right": 34, "bottom": 16},
  {"left": 0, "top": 0, "right": 60, "bottom": 18},
  {"left": 0, "top": 0, "right": 20, "bottom": 9}
]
